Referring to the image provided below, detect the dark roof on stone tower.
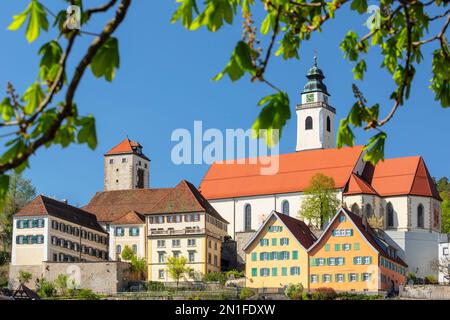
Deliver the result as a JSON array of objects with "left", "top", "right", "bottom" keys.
[{"left": 302, "top": 55, "right": 329, "bottom": 95}]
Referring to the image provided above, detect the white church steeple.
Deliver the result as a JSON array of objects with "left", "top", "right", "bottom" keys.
[{"left": 296, "top": 55, "right": 336, "bottom": 152}]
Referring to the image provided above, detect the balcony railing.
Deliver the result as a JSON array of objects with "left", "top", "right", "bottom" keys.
[{"left": 148, "top": 228, "right": 206, "bottom": 236}]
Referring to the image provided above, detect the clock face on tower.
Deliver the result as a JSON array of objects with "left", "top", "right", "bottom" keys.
[{"left": 306, "top": 94, "right": 314, "bottom": 103}]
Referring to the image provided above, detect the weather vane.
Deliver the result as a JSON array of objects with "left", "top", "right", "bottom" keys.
[{"left": 314, "top": 49, "right": 318, "bottom": 66}]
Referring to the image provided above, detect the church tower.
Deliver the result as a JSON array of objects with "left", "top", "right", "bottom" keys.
[
  {"left": 104, "top": 138, "right": 150, "bottom": 191},
  {"left": 296, "top": 56, "right": 336, "bottom": 152}
]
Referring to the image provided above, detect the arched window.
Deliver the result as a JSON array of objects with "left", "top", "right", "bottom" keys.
[
  {"left": 417, "top": 204, "right": 424, "bottom": 228},
  {"left": 244, "top": 204, "right": 252, "bottom": 231},
  {"left": 386, "top": 203, "right": 394, "bottom": 228},
  {"left": 326, "top": 116, "right": 331, "bottom": 132},
  {"left": 365, "top": 204, "right": 373, "bottom": 218},
  {"left": 305, "top": 116, "right": 313, "bottom": 130},
  {"left": 132, "top": 244, "right": 138, "bottom": 254},
  {"left": 116, "top": 245, "right": 122, "bottom": 254},
  {"left": 282, "top": 200, "right": 290, "bottom": 216},
  {"left": 351, "top": 203, "right": 360, "bottom": 215}
]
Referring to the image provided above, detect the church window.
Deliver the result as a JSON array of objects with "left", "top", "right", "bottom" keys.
[
  {"left": 417, "top": 204, "right": 424, "bottom": 228},
  {"left": 305, "top": 116, "right": 313, "bottom": 130},
  {"left": 365, "top": 204, "right": 373, "bottom": 218},
  {"left": 244, "top": 204, "right": 252, "bottom": 231},
  {"left": 282, "top": 200, "right": 290, "bottom": 216},
  {"left": 351, "top": 203, "right": 360, "bottom": 215},
  {"left": 386, "top": 203, "right": 394, "bottom": 228},
  {"left": 326, "top": 116, "right": 331, "bottom": 132}
]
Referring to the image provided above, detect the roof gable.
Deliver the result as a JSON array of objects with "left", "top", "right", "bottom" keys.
[
  {"left": 243, "top": 211, "right": 316, "bottom": 252},
  {"left": 111, "top": 211, "right": 145, "bottom": 225},
  {"left": 105, "top": 138, "right": 149, "bottom": 160},
  {"left": 200, "top": 146, "right": 364, "bottom": 199},
  {"left": 362, "top": 156, "right": 440, "bottom": 200},
  {"left": 344, "top": 174, "right": 378, "bottom": 196},
  {"left": 16, "top": 195, "right": 107, "bottom": 234}
]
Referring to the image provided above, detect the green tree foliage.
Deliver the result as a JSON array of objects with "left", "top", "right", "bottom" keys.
[
  {"left": 18, "top": 270, "right": 32, "bottom": 285},
  {"left": 437, "top": 177, "right": 450, "bottom": 233},
  {"left": 120, "top": 245, "right": 135, "bottom": 261},
  {"left": 239, "top": 287, "right": 256, "bottom": 300},
  {"left": 0, "top": 0, "right": 132, "bottom": 203},
  {"left": 166, "top": 256, "right": 193, "bottom": 292},
  {"left": 172, "top": 0, "right": 450, "bottom": 164},
  {"left": 0, "top": 174, "right": 36, "bottom": 255},
  {"left": 285, "top": 283, "right": 304, "bottom": 300},
  {"left": 54, "top": 274, "right": 69, "bottom": 296},
  {"left": 36, "top": 278, "right": 56, "bottom": 298},
  {"left": 130, "top": 256, "right": 147, "bottom": 280},
  {"left": 299, "top": 173, "right": 340, "bottom": 228}
]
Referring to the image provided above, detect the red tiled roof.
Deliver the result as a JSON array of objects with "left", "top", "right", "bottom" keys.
[
  {"left": 105, "top": 138, "right": 149, "bottom": 160},
  {"left": 343, "top": 208, "right": 408, "bottom": 267},
  {"left": 84, "top": 180, "right": 228, "bottom": 224},
  {"left": 16, "top": 195, "right": 107, "bottom": 234},
  {"left": 243, "top": 211, "right": 317, "bottom": 251},
  {"left": 344, "top": 173, "right": 378, "bottom": 196},
  {"left": 111, "top": 211, "right": 145, "bottom": 225},
  {"left": 200, "top": 146, "right": 364, "bottom": 199},
  {"left": 362, "top": 156, "right": 441, "bottom": 200},
  {"left": 276, "top": 212, "right": 317, "bottom": 249}
]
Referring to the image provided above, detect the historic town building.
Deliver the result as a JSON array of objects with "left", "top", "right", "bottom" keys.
[
  {"left": 84, "top": 139, "right": 229, "bottom": 281},
  {"left": 11, "top": 195, "right": 108, "bottom": 266},
  {"left": 244, "top": 208, "right": 407, "bottom": 293},
  {"left": 200, "top": 59, "right": 442, "bottom": 277}
]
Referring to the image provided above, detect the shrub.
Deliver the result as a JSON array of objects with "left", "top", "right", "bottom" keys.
[
  {"left": 147, "top": 281, "right": 165, "bottom": 292},
  {"left": 239, "top": 287, "right": 256, "bottom": 300},
  {"left": 18, "top": 270, "right": 32, "bottom": 285},
  {"left": 312, "top": 287, "right": 337, "bottom": 300},
  {"left": 55, "top": 274, "right": 69, "bottom": 296},
  {"left": 336, "top": 292, "right": 384, "bottom": 300},
  {"left": 77, "top": 289, "right": 101, "bottom": 300},
  {"left": 407, "top": 272, "right": 417, "bottom": 284},
  {"left": 37, "top": 278, "right": 56, "bottom": 298},
  {"left": 225, "top": 270, "right": 244, "bottom": 279},
  {"left": 0, "top": 252, "right": 9, "bottom": 265},
  {"left": 121, "top": 245, "right": 135, "bottom": 261},
  {"left": 285, "top": 283, "right": 304, "bottom": 300},
  {"left": 203, "top": 272, "right": 227, "bottom": 285},
  {"left": 424, "top": 275, "right": 438, "bottom": 284},
  {"left": 0, "top": 271, "right": 8, "bottom": 288}
]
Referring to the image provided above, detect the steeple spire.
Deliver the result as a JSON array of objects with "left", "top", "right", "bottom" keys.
[{"left": 302, "top": 53, "right": 329, "bottom": 96}]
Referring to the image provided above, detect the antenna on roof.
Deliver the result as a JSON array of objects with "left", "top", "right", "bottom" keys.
[{"left": 314, "top": 49, "right": 318, "bottom": 66}]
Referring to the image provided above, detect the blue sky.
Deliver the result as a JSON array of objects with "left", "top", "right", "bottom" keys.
[{"left": 0, "top": 1, "right": 448, "bottom": 206}]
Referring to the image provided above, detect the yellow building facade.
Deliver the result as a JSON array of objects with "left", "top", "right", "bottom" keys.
[{"left": 244, "top": 211, "right": 316, "bottom": 289}]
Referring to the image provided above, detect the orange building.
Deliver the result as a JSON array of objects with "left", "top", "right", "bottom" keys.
[{"left": 308, "top": 208, "right": 407, "bottom": 293}]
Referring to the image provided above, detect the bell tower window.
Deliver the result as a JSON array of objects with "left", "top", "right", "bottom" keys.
[{"left": 305, "top": 116, "right": 313, "bottom": 130}]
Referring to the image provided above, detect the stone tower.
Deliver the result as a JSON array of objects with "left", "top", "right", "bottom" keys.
[
  {"left": 104, "top": 138, "right": 150, "bottom": 191},
  {"left": 296, "top": 56, "right": 336, "bottom": 152}
]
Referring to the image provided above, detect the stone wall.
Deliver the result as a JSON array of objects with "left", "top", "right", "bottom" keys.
[
  {"left": 235, "top": 231, "right": 256, "bottom": 269},
  {"left": 400, "top": 285, "right": 450, "bottom": 300},
  {"left": 9, "top": 261, "right": 132, "bottom": 294}
]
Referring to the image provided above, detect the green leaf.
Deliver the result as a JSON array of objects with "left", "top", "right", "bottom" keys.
[
  {"left": 430, "top": 49, "right": 450, "bottom": 108},
  {"left": 0, "top": 98, "right": 15, "bottom": 122},
  {"left": 8, "top": 0, "right": 49, "bottom": 43},
  {"left": 90, "top": 38, "right": 120, "bottom": 82},
  {"left": 350, "top": 0, "right": 368, "bottom": 14},
  {"left": 260, "top": 13, "right": 272, "bottom": 35},
  {"left": 336, "top": 119, "right": 355, "bottom": 148},
  {"left": 189, "top": 0, "right": 236, "bottom": 32},
  {"left": 0, "top": 175, "right": 10, "bottom": 201},
  {"left": 22, "top": 82, "right": 45, "bottom": 115},
  {"left": 363, "top": 132, "right": 387, "bottom": 165},
  {"left": 77, "top": 115, "right": 97, "bottom": 150},
  {"left": 171, "top": 0, "right": 199, "bottom": 28},
  {"left": 251, "top": 92, "right": 291, "bottom": 147},
  {"left": 39, "top": 40, "right": 63, "bottom": 83},
  {"left": 353, "top": 59, "right": 367, "bottom": 80},
  {"left": 213, "top": 41, "right": 256, "bottom": 82}
]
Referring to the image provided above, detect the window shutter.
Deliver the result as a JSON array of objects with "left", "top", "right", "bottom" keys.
[
  {"left": 342, "top": 257, "right": 345, "bottom": 265},
  {"left": 369, "top": 256, "right": 372, "bottom": 264},
  {"left": 356, "top": 273, "right": 359, "bottom": 282}
]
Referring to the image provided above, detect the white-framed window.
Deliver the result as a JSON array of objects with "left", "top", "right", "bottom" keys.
[
  {"left": 132, "top": 244, "right": 138, "bottom": 254},
  {"left": 158, "top": 252, "right": 165, "bottom": 263},
  {"left": 343, "top": 244, "right": 351, "bottom": 251},
  {"left": 336, "top": 274, "right": 344, "bottom": 283},
  {"left": 188, "top": 251, "right": 195, "bottom": 262},
  {"left": 280, "top": 238, "right": 289, "bottom": 246},
  {"left": 355, "top": 257, "right": 362, "bottom": 265},
  {"left": 290, "top": 267, "right": 300, "bottom": 276},
  {"left": 328, "top": 257, "right": 336, "bottom": 266},
  {"left": 172, "top": 239, "right": 180, "bottom": 247},
  {"left": 173, "top": 251, "right": 180, "bottom": 259},
  {"left": 188, "top": 239, "right": 196, "bottom": 246},
  {"left": 349, "top": 273, "right": 357, "bottom": 282},
  {"left": 115, "top": 227, "right": 124, "bottom": 237},
  {"left": 362, "top": 273, "right": 371, "bottom": 282},
  {"left": 129, "top": 227, "right": 139, "bottom": 236},
  {"left": 157, "top": 240, "right": 166, "bottom": 248},
  {"left": 158, "top": 269, "right": 164, "bottom": 279},
  {"left": 318, "top": 258, "right": 325, "bottom": 266},
  {"left": 323, "top": 274, "right": 332, "bottom": 283},
  {"left": 116, "top": 245, "right": 121, "bottom": 254},
  {"left": 259, "top": 238, "right": 269, "bottom": 246},
  {"left": 311, "top": 274, "right": 319, "bottom": 283},
  {"left": 260, "top": 268, "right": 270, "bottom": 277},
  {"left": 443, "top": 247, "right": 449, "bottom": 256},
  {"left": 363, "top": 256, "right": 371, "bottom": 265}
]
